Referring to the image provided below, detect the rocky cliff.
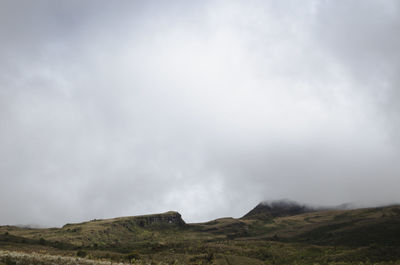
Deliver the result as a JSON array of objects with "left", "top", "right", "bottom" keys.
[{"left": 130, "top": 211, "right": 186, "bottom": 227}]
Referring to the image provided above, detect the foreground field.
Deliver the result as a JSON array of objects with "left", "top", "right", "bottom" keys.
[
  {"left": 0, "top": 250, "right": 127, "bottom": 265},
  {"left": 1, "top": 204, "right": 400, "bottom": 264}
]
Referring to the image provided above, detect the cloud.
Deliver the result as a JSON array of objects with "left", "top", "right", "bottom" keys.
[{"left": 0, "top": 0, "right": 399, "bottom": 226}]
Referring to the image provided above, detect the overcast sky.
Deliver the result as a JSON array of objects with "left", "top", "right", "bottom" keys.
[{"left": 1, "top": 0, "right": 400, "bottom": 227}]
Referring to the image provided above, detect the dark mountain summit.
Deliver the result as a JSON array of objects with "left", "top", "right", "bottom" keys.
[{"left": 242, "top": 199, "right": 316, "bottom": 220}]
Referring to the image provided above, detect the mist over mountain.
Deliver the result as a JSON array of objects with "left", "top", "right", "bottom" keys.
[
  {"left": 241, "top": 199, "right": 385, "bottom": 220},
  {"left": 242, "top": 199, "right": 316, "bottom": 220}
]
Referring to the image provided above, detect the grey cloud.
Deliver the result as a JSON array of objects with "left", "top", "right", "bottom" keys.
[{"left": 0, "top": 0, "right": 400, "bottom": 226}]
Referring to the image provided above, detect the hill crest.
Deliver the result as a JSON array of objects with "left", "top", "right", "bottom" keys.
[{"left": 62, "top": 211, "right": 185, "bottom": 228}]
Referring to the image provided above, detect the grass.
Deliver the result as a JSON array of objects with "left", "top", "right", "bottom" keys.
[
  {"left": 0, "top": 250, "right": 129, "bottom": 265},
  {"left": 1, "top": 206, "right": 400, "bottom": 264}
]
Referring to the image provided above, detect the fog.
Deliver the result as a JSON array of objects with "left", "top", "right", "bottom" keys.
[{"left": 1, "top": 0, "right": 400, "bottom": 226}]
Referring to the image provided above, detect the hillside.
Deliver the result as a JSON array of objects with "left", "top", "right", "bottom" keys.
[
  {"left": 1, "top": 204, "right": 400, "bottom": 264},
  {"left": 0, "top": 212, "right": 187, "bottom": 252}
]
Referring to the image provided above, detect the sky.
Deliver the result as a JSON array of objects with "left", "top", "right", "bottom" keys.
[{"left": 1, "top": 0, "right": 400, "bottom": 227}]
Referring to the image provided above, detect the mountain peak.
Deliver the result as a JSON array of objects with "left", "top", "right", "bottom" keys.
[{"left": 242, "top": 199, "right": 316, "bottom": 220}]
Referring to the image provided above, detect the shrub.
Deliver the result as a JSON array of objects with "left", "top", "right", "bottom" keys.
[
  {"left": 126, "top": 251, "right": 140, "bottom": 264},
  {"left": 39, "top": 238, "right": 46, "bottom": 245},
  {"left": 76, "top": 250, "right": 87, "bottom": 258}
]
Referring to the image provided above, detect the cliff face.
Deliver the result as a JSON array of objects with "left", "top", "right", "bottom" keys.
[
  {"left": 62, "top": 211, "right": 186, "bottom": 233},
  {"left": 131, "top": 211, "right": 186, "bottom": 227}
]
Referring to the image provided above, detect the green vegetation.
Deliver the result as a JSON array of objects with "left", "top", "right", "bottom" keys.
[{"left": 1, "top": 206, "right": 400, "bottom": 264}]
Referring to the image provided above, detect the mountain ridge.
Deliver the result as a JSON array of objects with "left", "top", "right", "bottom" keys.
[{"left": 1, "top": 202, "right": 400, "bottom": 264}]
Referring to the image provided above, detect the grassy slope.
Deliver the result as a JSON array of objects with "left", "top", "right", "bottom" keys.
[{"left": 1, "top": 206, "right": 400, "bottom": 264}]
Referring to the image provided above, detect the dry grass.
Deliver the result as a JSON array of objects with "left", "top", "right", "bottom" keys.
[{"left": 0, "top": 250, "right": 130, "bottom": 265}]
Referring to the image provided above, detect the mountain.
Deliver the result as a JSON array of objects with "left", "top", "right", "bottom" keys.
[
  {"left": 1, "top": 203, "right": 400, "bottom": 265},
  {"left": 242, "top": 199, "right": 316, "bottom": 219}
]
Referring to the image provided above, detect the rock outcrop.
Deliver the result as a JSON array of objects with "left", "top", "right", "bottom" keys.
[{"left": 131, "top": 211, "right": 186, "bottom": 227}]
